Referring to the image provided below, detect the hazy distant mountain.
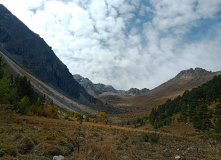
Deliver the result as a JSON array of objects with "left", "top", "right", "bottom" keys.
[
  {"left": 73, "top": 74, "right": 123, "bottom": 96},
  {"left": 0, "top": 4, "right": 102, "bottom": 109},
  {"left": 73, "top": 74, "right": 149, "bottom": 97}
]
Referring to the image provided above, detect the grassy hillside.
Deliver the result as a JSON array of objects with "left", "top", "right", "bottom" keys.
[{"left": 0, "top": 108, "right": 221, "bottom": 160}]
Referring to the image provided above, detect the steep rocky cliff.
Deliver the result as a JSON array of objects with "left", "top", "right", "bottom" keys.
[{"left": 0, "top": 4, "right": 101, "bottom": 108}]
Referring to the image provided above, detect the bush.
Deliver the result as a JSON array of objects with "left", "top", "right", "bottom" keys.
[
  {"left": 0, "top": 144, "right": 17, "bottom": 157},
  {"left": 142, "top": 133, "right": 160, "bottom": 143},
  {"left": 5, "top": 146, "right": 17, "bottom": 157},
  {"left": 18, "top": 136, "right": 34, "bottom": 154},
  {"left": 85, "top": 116, "right": 89, "bottom": 122},
  {"left": 0, "top": 145, "right": 7, "bottom": 157},
  {"left": 42, "top": 144, "right": 63, "bottom": 157},
  {"left": 214, "top": 117, "right": 221, "bottom": 133}
]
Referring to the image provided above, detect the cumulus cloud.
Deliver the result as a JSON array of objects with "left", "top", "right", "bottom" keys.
[{"left": 0, "top": 0, "right": 221, "bottom": 90}]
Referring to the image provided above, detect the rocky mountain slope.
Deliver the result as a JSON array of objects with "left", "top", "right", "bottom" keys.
[
  {"left": 73, "top": 74, "right": 149, "bottom": 97},
  {"left": 0, "top": 4, "right": 102, "bottom": 109},
  {"left": 0, "top": 48, "right": 100, "bottom": 115}
]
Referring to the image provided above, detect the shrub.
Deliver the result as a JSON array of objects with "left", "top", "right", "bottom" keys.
[
  {"left": 214, "top": 117, "right": 221, "bottom": 133},
  {"left": 18, "top": 136, "right": 34, "bottom": 154},
  {"left": 0, "top": 144, "right": 17, "bottom": 158},
  {"left": 42, "top": 144, "right": 63, "bottom": 157},
  {"left": 85, "top": 116, "right": 89, "bottom": 122},
  {"left": 0, "top": 145, "right": 7, "bottom": 157},
  {"left": 141, "top": 133, "right": 160, "bottom": 143}
]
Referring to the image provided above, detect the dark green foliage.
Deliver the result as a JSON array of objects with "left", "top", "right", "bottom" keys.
[
  {"left": 0, "top": 57, "right": 10, "bottom": 104},
  {"left": 0, "top": 145, "right": 7, "bottom": 157},
  {"left": 149, "top": 75, "right": 221, "bottom": 132},
  {"left": 133, "top": 116, "right": 148, "bottom": 127},
  {"left": 64, "top": 114, "right": 70, "bottom": 120},
  {"left": 192, "top": 103, "right": 213, "bottom": 132},
  {"left": 76, "top": 113, "right": 83, "bottom": 121},
  {"left": 0, "top": 56, "right": 58, "bottom": 118},
  {"left": 0, "top": 74, "right": 10, "bottom": 104},
  {"left": 141, "top": 133, "right": 160, "bottom": 143},
  {"left": 215, "top": 103, "right": 221, "bottom": 116},
  {"left": 85, "top": 116, "right": 89, "bottom": 122},
  {"left": 10, "top": 75, "right": 45, "bottom": 114},
  {"left": 18, "top": 137, "right": 34, "bottom": 154},
  {"left": 214, "top": 117, "right": 221, "bottom": 133}
]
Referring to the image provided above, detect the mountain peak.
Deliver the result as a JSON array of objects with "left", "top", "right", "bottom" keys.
[
  {"left": 125, "top": 88, "right": 149, "bottom": 95},
  {"left": 176, "top": 68, "right": 211, "bottom": 79},
  {"left": 0, "top": 4, "right": 11, "bottom": 14}
]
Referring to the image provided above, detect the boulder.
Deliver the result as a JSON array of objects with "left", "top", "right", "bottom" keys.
[{"left": 53, "top": 155, "right": 64, "bottom": 160}]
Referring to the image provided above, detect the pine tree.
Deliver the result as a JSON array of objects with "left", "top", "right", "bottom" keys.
[
  {"left": 214, "top": 117, "right": 221, "bottom": 133},
  {"left": 0, "top": 74, "right": 10, "bottom": 104}
]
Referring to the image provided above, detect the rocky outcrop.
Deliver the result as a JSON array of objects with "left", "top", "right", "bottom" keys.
[
  {"left": 73, "top": 74, "right": 121, "bottom": 96},
  {"left": 73, "top": 74, "right": 101, "bottom": 96},
  {"left": 125, "top": 88, "right": 149, "bottom": 95},
  {"left": 175, "top": 68, "right": 212, "bottom": 80},
  {"left": 94, "top": 84, "right": 117, "bottom": 94},
  {"left": 0, "top": 4, "right": 101, "bottom": 108}
]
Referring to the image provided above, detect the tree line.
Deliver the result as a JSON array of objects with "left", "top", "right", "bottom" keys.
[
  {"left": 148, "top": 75, "right": 221, "bottom": 132},
  {"left": 0, "top": 56, "right": 58, "bottom": 118}
]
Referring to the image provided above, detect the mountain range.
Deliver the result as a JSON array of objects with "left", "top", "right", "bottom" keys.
[
  {"left": 1, "top": 4, "right": 221, "bottom": 117},
  {"left": 73, "top": 74, "right": 149, "bottom": 97}
]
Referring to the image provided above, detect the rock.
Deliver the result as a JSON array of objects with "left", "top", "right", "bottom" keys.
[
  {"left": 53, "top": 155, "right": 64, "bottom": 160},
  {"left": 175, "top": 155, "right": 181, "bottom": 160},
  {"left": 125, "top": 88, "right": 149, "bottom": 95},
  {"left": 33, "top": 126, "right": 40, "bottom": 130},
  {"left": 22, "top": 119, "right": 27, "bottom": 124},
  {"left": 176, "top": 68, "right": 211, "bottom": 80}
]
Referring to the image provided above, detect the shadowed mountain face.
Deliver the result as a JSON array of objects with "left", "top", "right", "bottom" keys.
[{"left": 0, "top": 4, "right": 100, "bottom": 108}]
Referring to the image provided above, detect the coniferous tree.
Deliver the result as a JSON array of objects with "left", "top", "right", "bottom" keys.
[{"left": 214, "top": 117, "right": 221, "bottom": 133}]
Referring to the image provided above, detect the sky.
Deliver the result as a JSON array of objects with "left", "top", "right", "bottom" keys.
[{"left": 1, "top": 0, "right": 221, "bottom": 90}]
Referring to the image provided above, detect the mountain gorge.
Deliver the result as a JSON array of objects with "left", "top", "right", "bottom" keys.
[{"left": 0, "top": 4, "right": 102, "bottom": 109}]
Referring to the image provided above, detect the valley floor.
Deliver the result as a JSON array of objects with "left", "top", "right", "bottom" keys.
[{"left": 0, "top": 108, "right": 220, "bottom": 160}]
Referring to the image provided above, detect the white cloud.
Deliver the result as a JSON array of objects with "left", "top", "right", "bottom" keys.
[
  {"left": 196, "top": 0, "right": 221, "bottom": 18},
  {"left": 0, "top": 0, "right": 221, "bottom": 90}
]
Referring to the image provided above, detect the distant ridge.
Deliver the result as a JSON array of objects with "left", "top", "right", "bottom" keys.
[
  {"left": 175, "top": 68, "right": 212, "bottom": 79},
  {"left": 73, "top": 74, "right": 149, "bottom": 97}
]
